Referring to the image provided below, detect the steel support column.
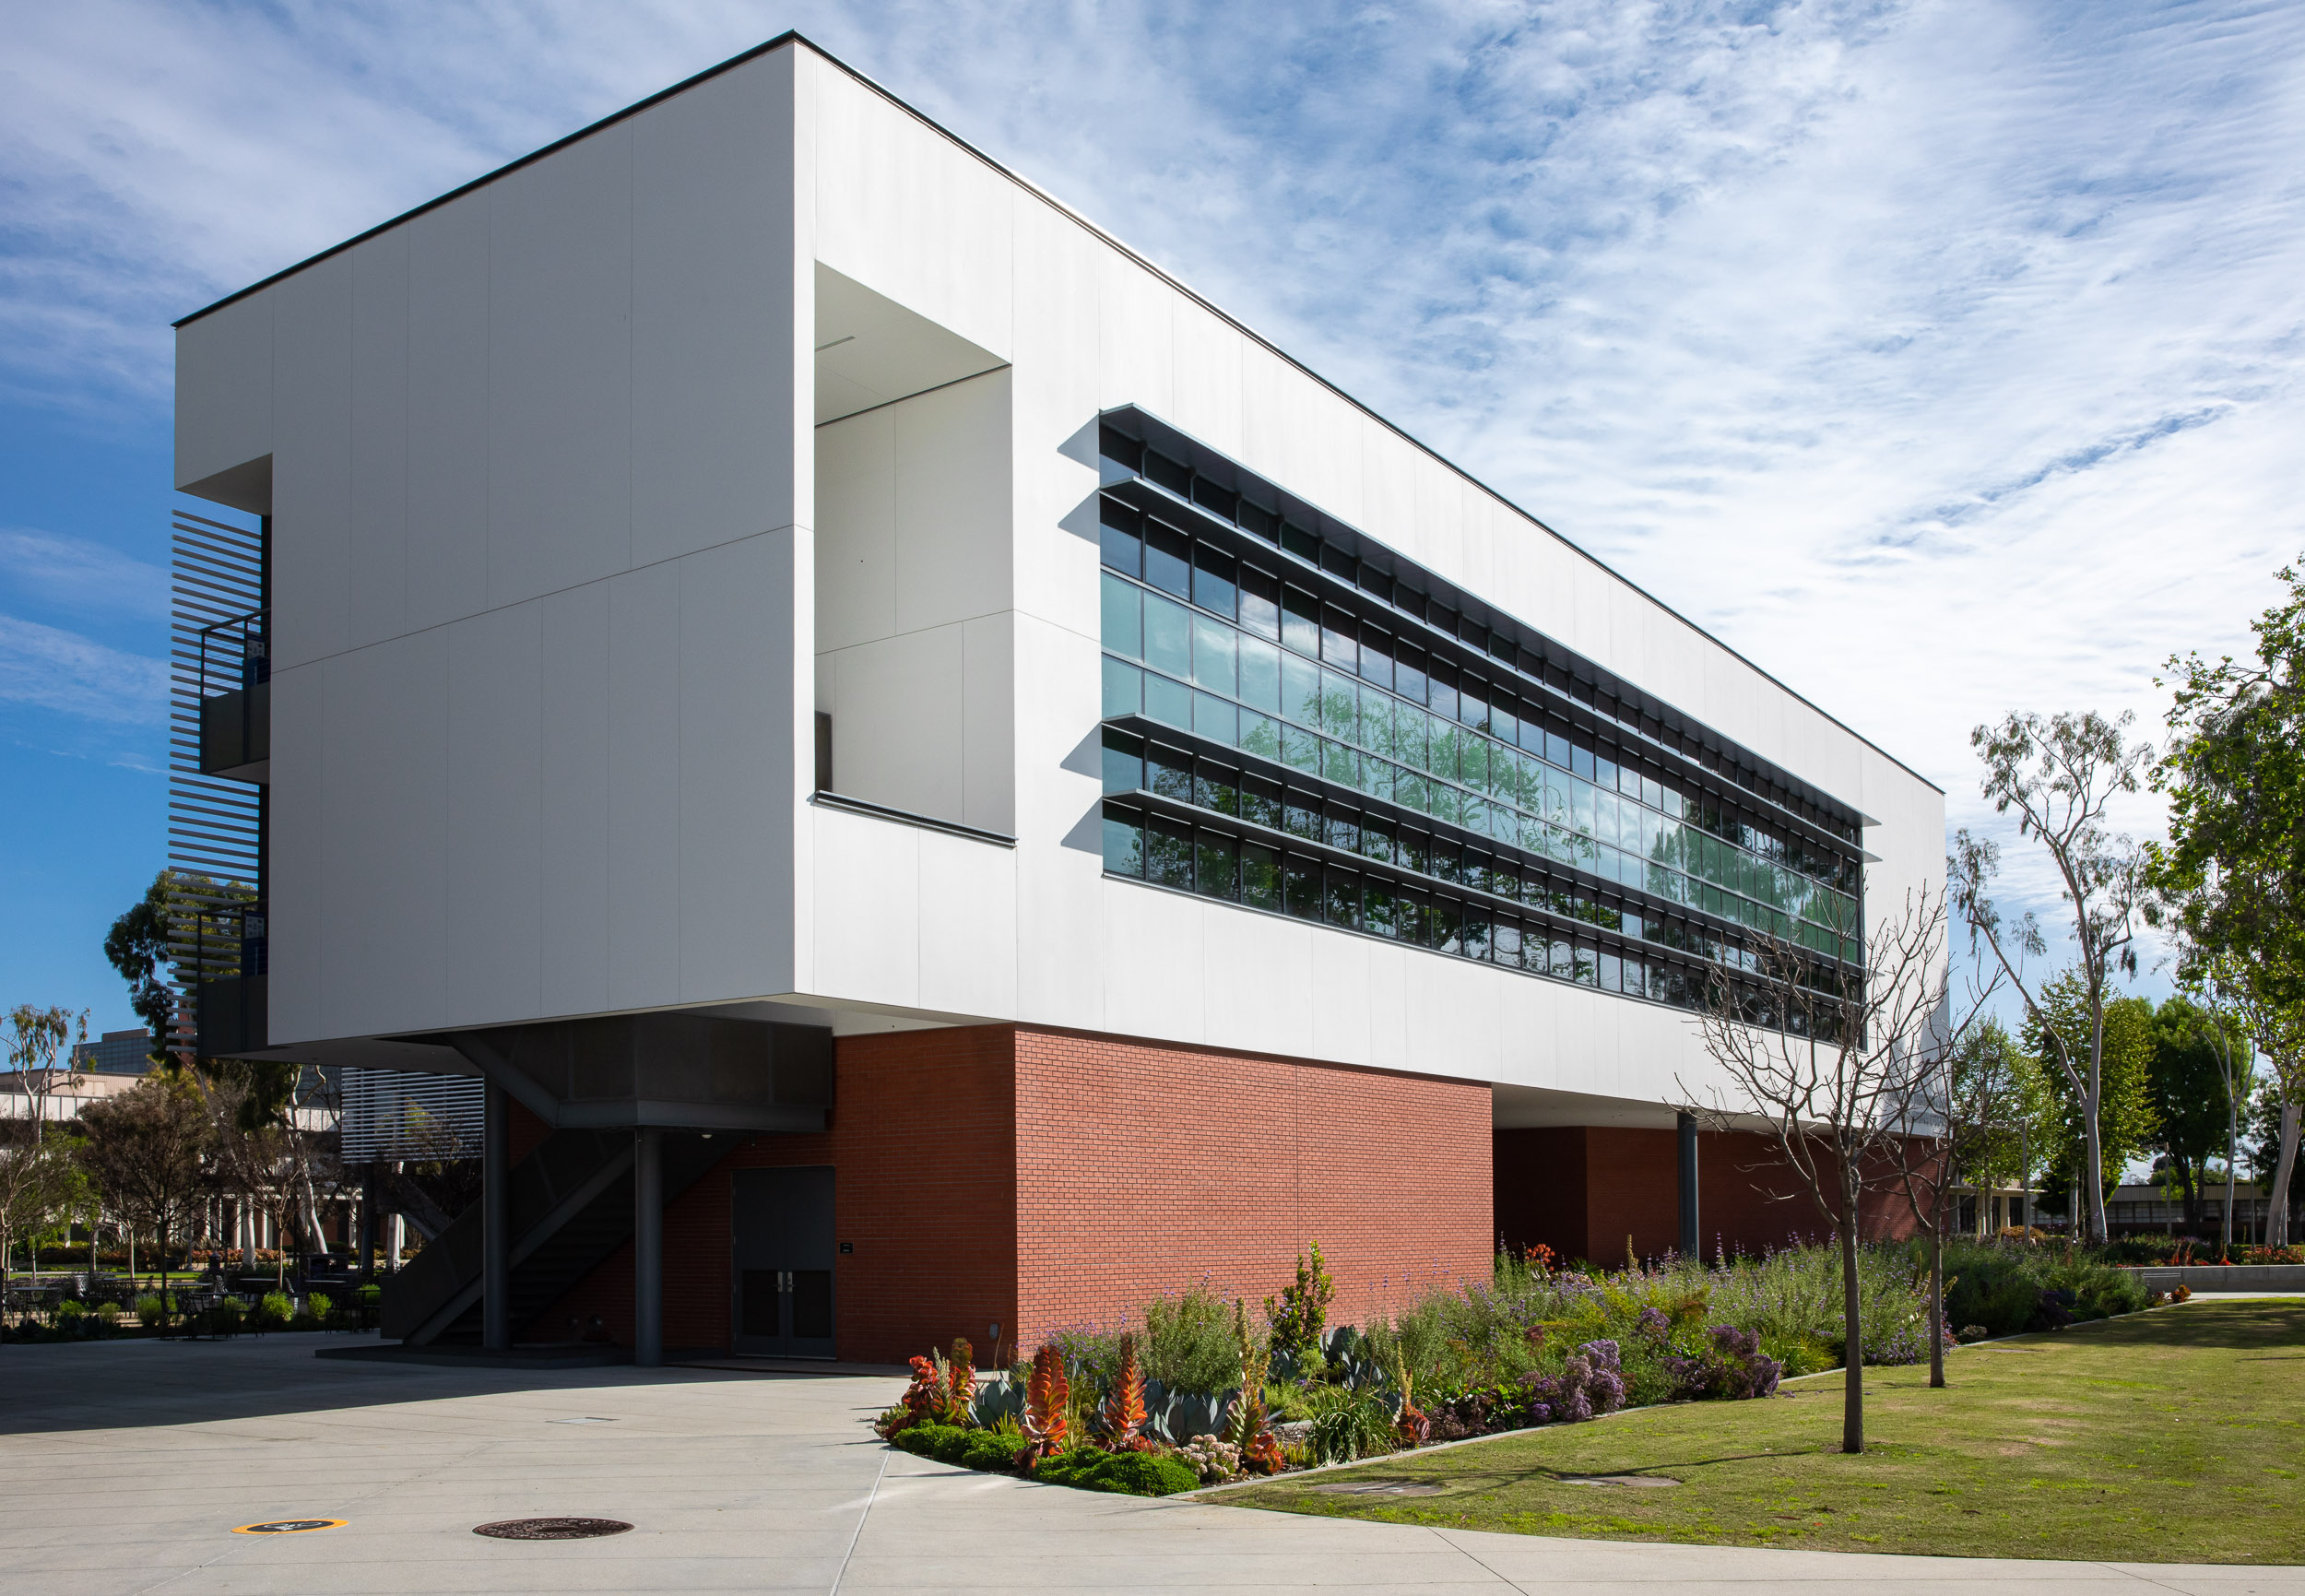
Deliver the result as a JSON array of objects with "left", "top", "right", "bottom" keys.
[
  {"left": 634, "top": 1129, "right": 664, "bottom": 1368},
  {"left": 359, "top": 1162, "right": 379, "bottom": 1281},
  {"left": 1677, "top": 1111, "right": 1701, "bottom": 1261},
  {"left": 482, "top": 1080, "right": 510, "bottom": 1352}
]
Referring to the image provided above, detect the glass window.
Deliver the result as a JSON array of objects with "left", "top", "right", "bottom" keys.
[
  {"left": 1196, "top": 831, "right": 1238, "bottom": 901},
  {"left": 1325, "top": 804, "right": 1361, "bottom": 854},
  {"left": 1460, "top": 737, "right": 1490, "bottom": 796},
  {"left": 1396, "top": 644, "right": 1429, "bottom": 706},
  {"left": 1145, "top": 672, "right": 1191, "bottom": 728},
  {"left": 1398, "top": 889, "right": 1432, "bottom": 945},
  {"left": 1193, "top": 692, "right": 1237, "bottom": 745},
  {"left": 1400, "top": 829, "right": 1432, "bottom": 877},
  {"left": 1429, "top": 839, "right": 1462, "bottom": 884},
  {"left": 1319, "top": 739, "right": 1360, "bottom": 788},
  {"left": 1595, "top": 752, "right": 1618, "bottom": 795},
  {"left": 1395, "top": 706, "right": 1427, "bottom": 771},
  {"left": 1462, "top": 910, "right": 1491, "bottom": 963},
  {"left": 1192, "top": 544, "right": 1236, "bottom": 619},
  {"left": 1101, "top": 729, "right": 1142, "bottom": 794},
  {"left": 1146, "top": 816, "right": 1193, "bottom": 889},
  {"left": 1282, "top": 586, "right": 1320, "bottom": 656},
  {"left": 1102, "top": 808, "right": 1143, "bottom": 875},
  {"left": 1101, "top": 656, "right": 1141, "bottom": 718},
  {"left": 1575, "top": 943, "right": 1600, "bottom": 986},
  {"left": 1099, "top": 426, "right": 1143, "bottom": 472},
  {"left": 1571, "top": 778, "right": 1595, "bottom": 837},
  {"left": 1320, "top": 608, "right": 1359, "bottom": 673},
  {"left": 1571, "top": 742, "right": 1595, "bottom": 781},
  {"left": 1143, "top": 591, "right": 1191, "bottom": 680},
  {"left": 1100, "top": 572, "right": 1141, "bottom": 657},
  {"left": 1596, "top": 791, "right": 1621, "bottom": 848},
  {"left": 1281, "top": 721, "right": 1320, "bottom": 774},
  {"left": 1145, "top": 521, "right": 1191, "bottom": 597},
  {"left": 1239, "top": 563, "right": 1282, "bottom": 640},
  {"left": 1319, "top": 668, "right": 1359, "bottom": 742},
  {"left": 1283, "top": 650, "right": 1321, "bottom": 727},
  {"left": 1282, "top": 523, "right": 1318, "bottom": 562},
  {"left": 1241, "top": 842, "right": 1282, "bottom": 909},
  {"left": 1283, "top": 796, "right": 1323, "bottom": 841},
  {"left": 1494, "top": 920, "right": 1521, "bottom": 968},
  {"left": 1283, "top": 857, "right": 1321, "bottom": 918},
  {"left": 1147, "top": 744, "right": 1193, "bottom": 802},
  {"left": 1098, "top": 499, "right": 1142, "bottom": 574},
  {"left": 1238, "top": 633, "right": 1282, "bottom": 714},
  {"left": 1193, "top": 615, "right": 1236, "bottom": 694},
  {"left": 1642, "top": 774, "right": 1664, "bottom": 810},
  {"left": 1240, "top": 712, "right": 1280, "bottom": 763},
  {"left": 1364, "top": 877, "right": 1399, "bottom": 939},
  {"left": 1545, "top": 728, "right": 1572, "bottom": 769},
  {"left": 1359, "top": 626, "right": 1394, "bottom": 691},
  {"left": 1429, "top": 664, "right": 1460, "bottom": 724},
  {"left": 1240, "top": 501, "right": 1280, "bottom": 543},
  {"left": 1192, "top": 477, "right": 1237, "bottom": 521},
  {"left": 1362, "top": 815, "right": 1397, "bottom": 866},
  {"left": 1323, "top": 868, "right": 1362, "bottom": 929},
  {"left": 1194, "top": 761, "right": 1240, "bottom": 816},
  {"left": 1242, "top": 774, "right": 1284, "bottom": 832},
  {"left": 1460, "top": 678, "right": 1489, "bottom": 735},
  {"left": 1433, "top": 898, "right": 1463, "bottom": 956}
]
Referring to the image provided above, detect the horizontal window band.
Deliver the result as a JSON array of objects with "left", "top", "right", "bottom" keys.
[
  {"left": 1096, "top": 855, "right": 1722, "bottom": 1014},
  {"left": 1095, "top": 546, "right": 1870, "bottom": 890},
  {"left": 809, "top": 790, "right": 1018, "bottom": 847},
  {"left": 1101, "top": 711, "right": 1858, "bottom": 966},
  {"left": 1103, "top": 788, "right": 1844, "bottom": 989},
  {"left": 1100, "top": 469, "right": 1865, "bottom": 857}
]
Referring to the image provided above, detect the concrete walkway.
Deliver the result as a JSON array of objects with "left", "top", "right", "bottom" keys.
[{"left": 0, "top": 1333, "right": 2291, "bottom": 1595}]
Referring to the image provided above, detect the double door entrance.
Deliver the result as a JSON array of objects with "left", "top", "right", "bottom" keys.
[{"left": 731, "top": 1165, "right": 835, "bottom": 1358}]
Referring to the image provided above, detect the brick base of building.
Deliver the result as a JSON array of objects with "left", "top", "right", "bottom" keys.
[
  {"left": 530, "top": 1024, "right": 1495, "bottom": 1364},
  {"left": 1493, "top": 1125, "right": 1921, "bottom": 1267}
]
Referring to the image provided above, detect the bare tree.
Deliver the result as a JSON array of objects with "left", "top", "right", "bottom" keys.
[
  {"left": 1950, "top": 711, "right": 2149, "bottom": 1244},
  {"left": 1681, "top": 882, "right": 1956, "bottom": 1455},
  {"left": 1885, "top": 1002, "right": 2021, "bottom": 1389}
]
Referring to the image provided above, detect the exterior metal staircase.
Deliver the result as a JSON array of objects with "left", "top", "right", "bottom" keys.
[{"left": 380, "top": 1129, "right": 725, "bottom": 1346}]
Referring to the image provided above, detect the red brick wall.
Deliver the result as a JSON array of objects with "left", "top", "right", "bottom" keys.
[
  {"left": 526, "top": 1025, "right": 1019, "bottom": 1364},
  {"left": 1011, "top": 1030, "right": 1494, "bottom": 1344},
  {"left": 524, "top": 1023, "right": 1494, "bottom": 1361}
]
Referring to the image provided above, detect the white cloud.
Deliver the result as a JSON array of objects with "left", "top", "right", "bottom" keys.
[
  {"left": 0, "top": 615, "right": 168, "bottom": 726},
  {"left": 4, "top": 0, "right": 2301, "bottom": 972},
  {"left": 0, "top": 528, "right": 166, "bottom": 620}
]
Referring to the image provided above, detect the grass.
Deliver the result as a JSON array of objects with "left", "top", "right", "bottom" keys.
[{"left": 1223, "top": 1300, "right": 2305, "bottom": 1565}]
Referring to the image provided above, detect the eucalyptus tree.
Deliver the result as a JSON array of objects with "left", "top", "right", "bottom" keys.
[
  {"left": 1949, "top": 711, "right": 2150, "bottom": 1243},
  {"left": 2152, "top": 560, "right": 2305, "bottom": 1248}
]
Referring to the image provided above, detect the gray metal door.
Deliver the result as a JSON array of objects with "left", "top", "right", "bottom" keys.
[{"left": 731, "top": 1165, "right": 835, "bottom": 1358}]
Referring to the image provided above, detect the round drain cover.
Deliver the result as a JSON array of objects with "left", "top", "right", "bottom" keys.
[
  {"left": 233, "top": 1519, "right": 345, "bottom": 1535},
  {"left": 473, "top": 1518, "right": 633, "bottom": 1541}
]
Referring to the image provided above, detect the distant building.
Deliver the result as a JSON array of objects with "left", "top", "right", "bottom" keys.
[{"left": 71, "top": 1029, "right": 158, "bottom": 1075}]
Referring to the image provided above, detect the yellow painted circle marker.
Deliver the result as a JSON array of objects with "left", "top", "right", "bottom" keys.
[{"left": 232, "top": 1519, "right": 345, "bottom": 1535}]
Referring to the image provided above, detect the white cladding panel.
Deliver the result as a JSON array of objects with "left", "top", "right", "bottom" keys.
[{"left": 177, "top": 47, "right": 806, "bottom": 1046}]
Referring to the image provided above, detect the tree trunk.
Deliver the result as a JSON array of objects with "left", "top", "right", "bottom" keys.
[
  {"left": 1839, "top": 1196, "right": 1864, "bottom": 1454},
  {"left": 2224, "top": 1089, "right": 2240, "bottom": 1259},
  {"left": 1927, "top": 1226, "right": 1945, "bottom": 1389},
  {"left": 2086, "top": 1015, "right": 2110, "bottom": 1245},
  {"left": 2271, "top": 1102, "right": 2300, "bottom": 1250}
]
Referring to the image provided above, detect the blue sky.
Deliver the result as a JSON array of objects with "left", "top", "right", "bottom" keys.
[{"left": 4, "top": 0, "right": 2301, "bottom": 1036}]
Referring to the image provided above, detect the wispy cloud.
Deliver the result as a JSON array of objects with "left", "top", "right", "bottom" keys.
[
  {"left": 4, "top": 0, "right": 2301, "bottom": 968},
  {"left": 0, "top": 528, "right": 166, "bottom": 620},
  {"left": 0, "top": 615, "right": 168, "bottom": 726}
]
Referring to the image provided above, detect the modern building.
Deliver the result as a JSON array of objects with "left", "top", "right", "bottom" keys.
[{"left": 169, "top": 33, "right": 1944, "bottom": 1364}]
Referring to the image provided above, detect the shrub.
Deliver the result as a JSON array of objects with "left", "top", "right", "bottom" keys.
[
  {"left": 1664, "top": 1325, "right": 1782, "bottom": 1400},
  {"left": 1522, "top": 1339, "right": 1626, "bottom": 1424},
  {"left": 133, "top": 1294, "right": 171, "bottom": 1327},
  {"left": 1306, "top": 1384, "right": 1397, "bottom": 1463},
  {"left": 959, "top": 1429, "right": 1022, "bottom": 1472},
  {"left": 1141, "top": 1284, "right": 1239, "bottom": 1395},
  {"left": 252, "top": 1292, "right": 294, "bottom": 1330},
  {"left": 306, "top": 1292, "right": 333, "bottom": 1319},
  {"left": 1035, "top": 1446, "right": 1199, "bottom": 1496},
  {"left": 892, "top": 1423, "right": 973, "bottom": 1461},
  {"left": 1265, "top": 1243, "right": 1336, "bottom": 1370}
]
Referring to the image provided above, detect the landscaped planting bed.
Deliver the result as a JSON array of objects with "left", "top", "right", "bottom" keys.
[{"left": 876, "top": 1240, "right": 2149, "bottom": 1496}]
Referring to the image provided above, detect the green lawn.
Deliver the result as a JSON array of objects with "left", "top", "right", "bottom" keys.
[{"left": 1223, "top": 1300, "right": 2305, "bottom": 1564}]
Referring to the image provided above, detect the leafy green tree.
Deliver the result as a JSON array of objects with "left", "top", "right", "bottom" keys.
[
  {"left": 2148, "top": 997, "right": 2249, "bottom": 1232},
  {"left": 1950, "top": 711, "right": 2150, "bottom": 1243},
  {"left": 2020, "top": 975, "right": 2157, "bottom": 1220},
  {"left": 2152, "top": 559, "right": 2305, "bottom": 1246},
  {"left": 77, "top": 1075, "right": 212, "bottom": 1287},
  {"left": 103, "top": 871, "right": 176, "bottom": 1066}
]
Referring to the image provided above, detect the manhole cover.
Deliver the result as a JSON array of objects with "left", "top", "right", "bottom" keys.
[
  {"left": 1560, "top": 1474, "right": 1680, "bottom": 1488},
  {"left": 473, "top": 1518, "right": 634, "bottom": 1540},
  {"left": 1308, "top": 1481, "right": 1447, "bottom": 1496},
  {"left": 233, "top": 1519, "right": 345, "bottom": 1534}
]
